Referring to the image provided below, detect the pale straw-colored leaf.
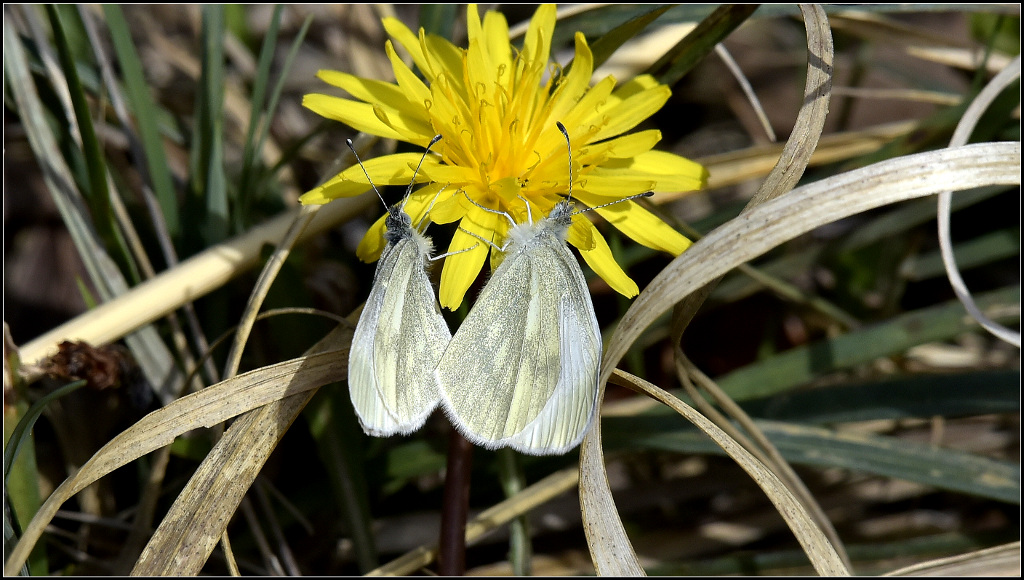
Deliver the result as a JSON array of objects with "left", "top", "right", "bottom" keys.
[
  {"left": 18, "top": 197, "right": 372, "bottom": 366},
  {"left": 579, "top": 140, "right": 1020, "bottom": 576},
  {"left": 608, "top": 369, "right": 849, "bottom": 574},
  {"left": 828, "top": 10, "right": 1015, "bottom": 74},
  {"left": 2, "top": 327, "right": 351, "bottom": 576},
  {"left": 610, "top": 146, "right": 1017, "bottom": 377},
  {"left": 672, "top": 345, "right": 853, "bottom": 569},
  {"left": 884, "top": 540, "right": 1021, "bottom": 577},
  {"left": 905, "top": 46, "right": 1015, "bottom": 75},
  {"left": 222, "top": 205, "right": 320, "bottom": 378},
  {"left": 938, "top": 55, "right": 1021, "bottom": 347},
  {"left": 714, "top": 43, "right": 777, "bottom": 142},
  {"left": 747, "top": 4, "right": 833, "bottom": 207},
  {"left": 368, "top": 468, "right": 580, "bottom": 576},
  {"left": 671, "top": 2, "right": 833, "bottom": 334},
  {"left": 686, "top": 120, "right": 918, "bottom": 196},
  {"left": 128, "top": 323, "right": 351, "bottom": 576},
  {"left": 831, "top": 86, "right": 962, "bottom": 106},
  {"left": 132, "top": 390, "right": 319, "bottom": 575},
  {"left": 581, "top": 5, "right": 836, "bottom": 575}
]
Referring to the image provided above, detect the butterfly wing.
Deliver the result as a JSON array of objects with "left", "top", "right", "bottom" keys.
[
  {"left": 505, "top": 240, "right": 601, "bottom": 453},
  {"left": 349, "top": 234, "right": 447, "bottom": 436},
  {"left": 435, "top": 231, "right": 601, "bottom": 455}
]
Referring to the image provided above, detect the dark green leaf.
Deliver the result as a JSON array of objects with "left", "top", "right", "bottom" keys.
[
  {"left": 102, "top": 5, "right": 180, "bottom": 239},
  {"left": 715, "top": 286, "right": 1020, "bottom": 402},
  {"left": 606, "top": 417, "right": 1020, "bottom": 503},
  {"left": 420, "top": 4, "right": 460, "bottom": 40},
  {"left": 584, "top": 5, "right": 674, "bottom": 72}
]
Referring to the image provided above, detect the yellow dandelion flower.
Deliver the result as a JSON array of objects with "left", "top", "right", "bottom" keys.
[{"left": 300, "top": 4, "right": 708, "bottom": 310}]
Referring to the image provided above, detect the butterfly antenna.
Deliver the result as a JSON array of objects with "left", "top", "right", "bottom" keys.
[
  {"left": 415, "top": 182, "right": 449, "bottom": 231},
  {"left": 556, "top": 121, "right": 574, "bottom": 204},
  {"left": 570, "top": 191, "right": 654, "bottom": 217},
  {"left": 346, "top": 138, "right": 388, "bottom": 211},
  {"left": 403, "top": 134, "right": 443, "bottom": 211}
]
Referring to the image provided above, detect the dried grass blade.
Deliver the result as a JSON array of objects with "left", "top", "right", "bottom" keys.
[
  {"left": 101, "top": 5, "right": 180, "bottom": 238},
  {"left": 18, "top": 197, "right": 371, "bottom": 365},
  {"left": 672, "top": 2, "right": 833, "bottom": 342},
  {"left": 580, "top": 7, "right": 836, "bottom": 574},
  {"left": 748, "top": 4, "right": 833, "bottom": 206},
  {"left": 222, "top": 206, "right": 319, "bottom": 379},
  {"left": 689, "top": 120, "right": 918, "bottom": 196},
  {"left": 648, "top": 4, "right": 760, "bottom": 86},
  {"left": 4, "top": 11, "right": 183, "bottom": 402},
  {"left": 580, "top": 140, "right": 1019, "bottom": 577},
  {"left": 127, "top": 325, "right": 352, "bottom": 575},
  {"left": 938, "top": 55, "right": 1021, "bottom": 347},
  {"left": 608, "top": 142, "right": 1018, "bottom": 381},
  {"left": 884, "top": 540, "right": 1021, "bottom": 577},
  {"left": 368, "top": 468, "right": 580, "bottom": 576},
  {"left": 131, "top": 391, "right": 315, "bottom": 575},
  {"left": 672, "top": 348, "right": 851, "bottom": 568},
  {"left": 609, "top": 370, "right": 850, "bottom": 575},
  {"left": 2, "top": 328, "right": 350, "bottom": 576}
]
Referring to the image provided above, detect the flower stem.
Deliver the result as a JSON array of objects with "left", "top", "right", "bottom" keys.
[{"left": 438, "top": 428, "right": 473, "bottom": 575}]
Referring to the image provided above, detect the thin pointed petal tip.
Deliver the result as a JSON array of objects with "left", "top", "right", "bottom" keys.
[{"left": 303, "top": 3, "right": 707, "bottom": 306}]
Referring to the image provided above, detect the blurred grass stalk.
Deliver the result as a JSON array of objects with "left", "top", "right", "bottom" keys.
[
  {"left": 17, "top": 200, "right": 371, "bottom": 365},
  {"left": 2, "top": 3, "right": 1020, "bottom": 577}
]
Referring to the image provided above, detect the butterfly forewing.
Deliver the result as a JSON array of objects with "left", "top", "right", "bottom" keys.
[{"left": 349, "top": 220, "right": 446, "bottom": 436}]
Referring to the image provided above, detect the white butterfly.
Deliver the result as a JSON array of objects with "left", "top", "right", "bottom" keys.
[
  {"left": 348, "top": 137, "right": 450, "bottom": 436},
  {"left": 434, "top": 197, "right": 602, "bottom": 454},
  {"left": 434, "top": 123, "right": 649, "bottom": 455}
]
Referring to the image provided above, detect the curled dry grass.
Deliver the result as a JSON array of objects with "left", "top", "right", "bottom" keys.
[{"left": 4, "top": 4, "right": 1020, "bottom": 576}]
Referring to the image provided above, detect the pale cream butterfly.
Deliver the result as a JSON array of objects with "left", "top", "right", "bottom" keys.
[
  {"left": 433, "top": 123, "right": 653, "bottom": 455},
  {"left": 347, "top": 135, "right": 454, "bottom": 436}
]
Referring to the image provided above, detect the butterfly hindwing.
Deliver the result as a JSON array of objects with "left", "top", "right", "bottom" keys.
[{"left": 507, "top": 242, "right": 601, "bottom": 452}]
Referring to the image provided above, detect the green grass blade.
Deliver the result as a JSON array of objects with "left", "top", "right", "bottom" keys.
[
  {"left": 3, "top": 397, "right": 49, "bottom": 575},
  {"left": 4, "top": 380, "right": 87, "bottom": 480},
  {"left": 189, "top": 4, "right": 228, "bottom": 245},
  {"left": 606, "top": 417, "right": 1019, "bottom": 503},
  {"left": 419, "top": 4, "right": 459, "bottom": 39},
  {"left": 257, "top": 14, "right": 312, "bottom": 166},
  {"left": 5, "top": 12, "right": 183, "bottom": 404},
  {"left": 101, "top": 4, "right": 180, "bottom": 240},
  {"left": 237, "top": 5, "right": 281, "bottom": 226},
  {"left": 903, "top": 228, "right": 1020, "bottom": 282},
  {"left": 381, "top": 440, "right": 448, "bottom": 495},
  {"left": 576, "top": 5, "right": 673, "bottom": 73},
  {"left": 45, "top": 5, "right": 139, "bottom": 284},
  {"left": 239, "top": 11, "right": 313, "bottom": 221},
  {"left": 646, "top": 4, "right": 761, "bottom": 87},
  {"left": 304, "top": 388, "right": 379, "bottom": 573},
  {"left": 552, "top": 5, "right": 716, "bottom": 47},
  {"left": 738, "top": 369, "right": 1020, "bottom": 424},
  {"left": 497, "top": 449, "right": 532, "bottom": 576},
  {"left": 555, "top": 5, "right": 1017, "bottom": 48},
  {"left": 710, "top": 186, "right": 1012, "bottom": 303},
  {"left": 716, "top": 285, "right": 1020, "bottom": 402}
]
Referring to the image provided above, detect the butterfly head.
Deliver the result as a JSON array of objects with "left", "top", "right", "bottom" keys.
[
  {"left": 384, "top": 205, "right": 414, "bottom": 243},
  {"left": 547, "top": 199, "right": 575, "bottom": 227}
]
